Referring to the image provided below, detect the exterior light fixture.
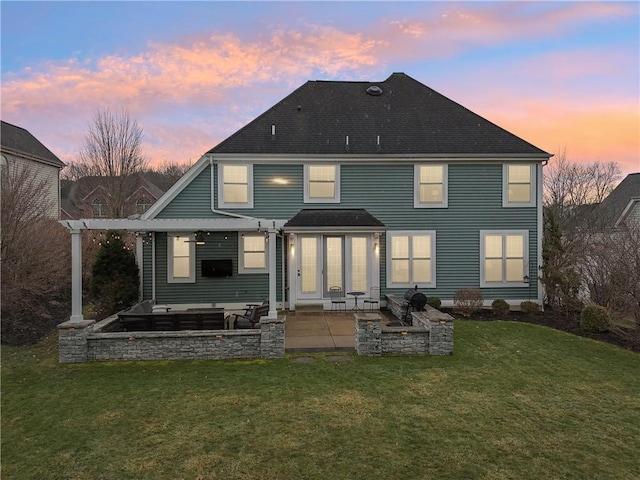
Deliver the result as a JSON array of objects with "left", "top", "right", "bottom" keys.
[{"left": 195, "top": 231, "right": 206, "bottom": 246}]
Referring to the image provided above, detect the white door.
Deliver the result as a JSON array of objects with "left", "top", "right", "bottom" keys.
[{"left": 297, "top": 236, "right": 322, "bottom": 299}]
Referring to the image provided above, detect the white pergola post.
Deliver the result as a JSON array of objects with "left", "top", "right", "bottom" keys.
[
  {"left": 70, "top": 229, "right": 84, "bottom": 322},
  {"left": 268, "top": 231, "right": 277, "bottom": 319}
]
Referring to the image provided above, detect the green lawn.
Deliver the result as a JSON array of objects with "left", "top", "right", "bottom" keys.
[{"left": 2, "top": 321, "right": 639, "bottom": 480}]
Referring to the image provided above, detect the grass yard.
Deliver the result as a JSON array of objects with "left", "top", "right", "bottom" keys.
[{"left": 2, "top": 321, "right": 639, "bottom": 480}]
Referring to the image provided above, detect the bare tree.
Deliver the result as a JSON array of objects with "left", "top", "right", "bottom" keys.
[
  {"left": 544, "top": 149, "right": 621, "bottom": 223},
  {"left": 1, "top": 162, "right": 71, "bottom": 345},
  {"left": 77, "top": 107, "right": 147, "bottom": 217}
]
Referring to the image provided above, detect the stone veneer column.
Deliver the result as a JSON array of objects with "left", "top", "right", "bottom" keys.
[
  {"left": 355, "top": 313, "right": 382, "bottom": 356},
  {"left": 427, "top": 318, "right": 454, "bottom": 355},
  {"left": 260, "top": 315, "right": 286, "bottom": 359},
  {"left": 57, "top": 319, "right": 95, "bottom": 363}
]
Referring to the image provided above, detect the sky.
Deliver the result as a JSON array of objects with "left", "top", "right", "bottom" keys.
[{"left": 1, "top": 1, "right": 639, "bottom": 175}]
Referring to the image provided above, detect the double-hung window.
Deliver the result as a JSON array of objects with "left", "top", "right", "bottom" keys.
[
  {"left": 304, "top": 164, "right": 340, "bottom": 203},
  {"left": 238, "top": 234, "right": 267, "bottom": 273},
  {"left": 503, "top": 164, "right": 535, "bottom": 207},
  {"left": 168, "top": 233, "right": 195, "bottom": 283},
  {"left": 386, "top": 231, "right": 436, "bottom": 288},
  {"left": 480, "top": 230, "right": 528, "bottom": 287},
  {"left": 414, "top": 164, "right": 447, "bottom": 208},
  {"left": 218, "top": 164, "right": 253, "bottom": 208},
  {"left": 92, "top": 198, "right": 107, "bottom": 217}
]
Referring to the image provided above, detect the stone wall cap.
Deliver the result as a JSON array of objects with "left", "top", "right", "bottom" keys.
[{"left": 58, "top": 319, "right": 96, "bottom": 329}]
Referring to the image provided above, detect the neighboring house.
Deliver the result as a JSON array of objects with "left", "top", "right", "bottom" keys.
[
  {"left": 61, "top": 173, "right": 166, "bottom": 220},
  {"left": 589, "top": 173, "right": 640, "bottom": 230},
  {"left": 1, "top": 120, "right": 65, "bottom": 218},
  {"left": 61, "top": 72, "right": 551, "bottom": 323}
]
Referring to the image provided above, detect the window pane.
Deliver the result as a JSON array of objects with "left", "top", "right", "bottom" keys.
[
  {"left": 224, "top": 165, "right": 247, "bottom": 183},
  {"left": 309, "top": 182, "right": 335, "bottom": 198},
  {"left": 420, "top": 184, "right": 443, "bottom": 203},
  {"left": 309, "top": 166, "right": 335, "bottom": 182},
  {"left": 506, "top": 235, "right": 524, "bottom": 258},
  {"left": 392, "top": 259, "right": 409, "bottom": 283},
  {"left": 351, "top": 237, "right": 367, "bottom": 292},
  {"left": 173, "top": 237, "right": 190, "bottom": 256},
  {"left": 413, "top": 236, "right": 431, "bottom": 258},
  {"left": 244, "top": 252, "right": 265, "bottom": 269},
  {"left": 420, "top": 165, "right": 443, "bottom": 183},
  {"left": 224, "top": 184, "right": 248, "bottom": 203},
  {"left": 509, "top": 184, "right": 531, "bottom": 202},
  {"left": 509, "top": 165, "right": 531, "bottom": 183},
  {"left": 301, "top": 238, "right": 317, "bottom": 293},
  {"left": 244, "top": 236, "right": 265, "bottom": 252},
  {"left": 506, "top": 259, "right": 524, "bottom": 282},
  {"left": 391, "top": 236, "right": 409, "bottom": 258},
  {"left": 325, "top": 237, "right": 343, "bottom": 290},
  {"left": 173, "top": 257, "right": 190, "bottom": 278},
  {"left": 485, "top": 235, "right": 502, "bottom": 258},
  {"left": 413, "top": 259, "right": 431, "bottom": 283},
  {"left": 485, "top": 259, "right": 503, "bottom": 282}
]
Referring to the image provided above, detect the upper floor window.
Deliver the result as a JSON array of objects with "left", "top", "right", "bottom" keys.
[
  {"left": 218, "top": 164, "right": 253, "bottom": 208},
  {"left": 167, "top": 233, "right": 195, "bottom": 283},
  {"left": 503, "top": 164, "right": 535, "bottom": 207},
  {"left": 91, "top": 197, "right": 107, "bottom": 217},
  {"left": 304, "top": 164, "right": 340, "bottom": 203},
  {"left": 386, "top": 231, "right": 436, "bottom": 288},
  {"left": 480, "top": 230, "right": 528, "bottom": 287},
  {"left": 414, "top": 164, "right": 448, "bottom": 208},
  {"left": 136, "top": 196, "right": 152, "bottom": 214},
  {"left": 238, "top": 233, "right": 267, "bottom": 273}
]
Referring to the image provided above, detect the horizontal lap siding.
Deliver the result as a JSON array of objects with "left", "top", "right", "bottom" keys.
[
  {"left": 152, "top": 161, "right": 538, "bottom": 302},
  {"left": 142, "top": 241, "right": 153, "bottom": 300}
]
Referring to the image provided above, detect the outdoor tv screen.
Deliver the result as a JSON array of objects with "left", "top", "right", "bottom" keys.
[{"left": 202, "top": 259, "right": 233, "bottom": 278}]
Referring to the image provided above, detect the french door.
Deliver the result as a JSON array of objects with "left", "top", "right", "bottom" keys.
[{"left": 296, "top": 234, "right": 370, "bottom": 300}]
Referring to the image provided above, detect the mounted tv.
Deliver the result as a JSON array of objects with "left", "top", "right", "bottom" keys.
[{"left": 202, "top": 259, "right": 233, "bottom": 278}]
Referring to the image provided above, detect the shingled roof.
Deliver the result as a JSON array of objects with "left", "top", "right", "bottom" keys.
[
  {"left": 1, "top": 120, "right": 65, "bottom": 167},
  {"left": 209, "top": 73, "right": 550, "bottom": 157},
  {"left": 284, "top": 209, "right": 385, "bottom": 229},
  {"left": 590, "top": 173, "right": 640, "bottom": 228}
]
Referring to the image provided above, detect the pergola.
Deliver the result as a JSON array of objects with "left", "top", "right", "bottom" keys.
[{"left": 60, "top": 217, "right": 287, "bottom": 323}]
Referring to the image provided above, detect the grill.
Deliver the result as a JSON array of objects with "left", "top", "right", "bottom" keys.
[{"left": 403, "top": 286, "right": 427, "bottom": 322}]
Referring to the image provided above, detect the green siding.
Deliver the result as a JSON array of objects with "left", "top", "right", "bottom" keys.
[
  {"left": 153, "top": 232, "right": 283, "bottom": 305},
  {"left": 142, "top": 241, "right": 153, "bottom": 300},
  {"left": 149, "top": 161, "right": 540, "bottom": 303}
]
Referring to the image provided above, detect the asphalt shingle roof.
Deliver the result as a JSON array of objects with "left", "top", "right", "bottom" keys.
[
  {"left": 284, "top": 209, "right": 385, "bottom": 228},
  {"left": 209, "top": 73, "right": 550, "bottom": 157},
  {"left": 591, "top": 173, "right": 640, "bottom": 228},
  {"left": 1, "top": 120, "right": 65, "bottom": 167}
]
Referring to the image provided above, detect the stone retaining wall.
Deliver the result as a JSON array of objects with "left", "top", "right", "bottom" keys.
[
  {"left": 355, "top": 310, "right": 454, "bottom": 357},
  {"left": 58, "top": 316, "right": 286, "bottom": 363}
]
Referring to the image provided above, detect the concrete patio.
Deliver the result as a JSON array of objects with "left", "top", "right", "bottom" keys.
[{"left": 284, "top": 307, "right": 361, "bottom": 352}]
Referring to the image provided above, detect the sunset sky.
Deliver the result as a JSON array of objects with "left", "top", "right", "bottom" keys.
[{"left": 1, "top": 1, "right": 638, "bottom": 175}]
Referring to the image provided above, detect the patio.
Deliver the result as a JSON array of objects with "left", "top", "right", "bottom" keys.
[{"left": 285, "top": 309, "right": 357, "bottom": 352}]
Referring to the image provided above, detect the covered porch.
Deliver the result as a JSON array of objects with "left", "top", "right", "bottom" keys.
[{"left": 60, "top": 217, "right": 287, "bottom": 325}]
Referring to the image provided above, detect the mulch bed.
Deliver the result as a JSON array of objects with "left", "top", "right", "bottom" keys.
[{"left": 440, "top": 307, "right": 640, "bottom": 353}]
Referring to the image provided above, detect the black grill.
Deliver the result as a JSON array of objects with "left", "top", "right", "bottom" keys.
[{"left": 403, "top": 286, "right": 427, "bottom": 322}]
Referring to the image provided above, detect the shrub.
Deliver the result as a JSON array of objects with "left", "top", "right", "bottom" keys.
[
  {"left": 491, "top": 299, "right": 510, "bottom": 317},
  {"left": 90, "top": 230, "right": 139, "bottom": 319},
  {"left": 520, "top": 301, "right": 540, "bottom": 314},
  {"left": 580, "top": 304, "right": 610, "bottom": 333},
  {"left": 427, "top": 297, "right": 441, "bottom": 309},
  {"left": 453, "top": 288, "right": 483, "bottom": 317}
]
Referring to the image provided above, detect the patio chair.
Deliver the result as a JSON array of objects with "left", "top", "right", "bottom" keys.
[
  {"left": 232, "top": 304, "right": 269, "bottom": 329},
  {"left": 329, "top": 286, "right": 346, "bottom": 314},
  {"left": 363, "top": 286, "right": 380, "bottom": 312}
]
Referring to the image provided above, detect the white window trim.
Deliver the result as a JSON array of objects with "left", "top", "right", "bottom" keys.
[
  {"left": 480, "top": 230, "right": 529, "bottom": 288},
  {"left": 217, "top": 164, "right": 254, "bottom": 209},
  {"left": 238, "top": 233, "right": 268, "bottom": 274},
  {"left": 414, "top": 164, "right": 448, "bottom": 208},
  {"left": 167, "top": 233, "right": 196, "bottom": 283},
  {"left": 304, "top": 164, "right": 341, "bottom": 203},
  {"left": 385, "top": 230, "right": 436, "bottom": 289},
  {"left": 503, "top": 164, "right": 535, "bottom": 208}
]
